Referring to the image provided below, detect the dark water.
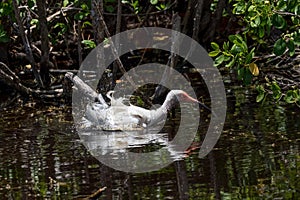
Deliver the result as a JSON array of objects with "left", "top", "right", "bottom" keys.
[{"left": 0, "top": 88, "right": 299, "bottom": 200}]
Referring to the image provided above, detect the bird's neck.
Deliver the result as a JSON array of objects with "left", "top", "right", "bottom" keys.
[{"left": 161, "top": 95, "right": 176, "bottom": 111}]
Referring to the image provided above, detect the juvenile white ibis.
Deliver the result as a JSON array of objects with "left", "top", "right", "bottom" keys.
[{"left": 85, "top": 90, "right": 211, "bottom": 130}]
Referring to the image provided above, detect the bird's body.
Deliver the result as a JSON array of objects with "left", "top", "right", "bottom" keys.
[{"left": 85, "top": 90, "right": 208, "bottom": 131}]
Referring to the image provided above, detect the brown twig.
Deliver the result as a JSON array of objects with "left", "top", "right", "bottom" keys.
[{"left": 83, "top": 186, "right": 107, "bottom": 200}]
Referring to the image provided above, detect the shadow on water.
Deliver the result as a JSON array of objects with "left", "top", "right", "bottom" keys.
[{"left": 0, "top": 87, "right": 299, "bottom": 199}]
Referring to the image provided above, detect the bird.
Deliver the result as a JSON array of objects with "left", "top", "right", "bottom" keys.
[{"left": 84, "top": 90, "right": 211, "bottom": 131}]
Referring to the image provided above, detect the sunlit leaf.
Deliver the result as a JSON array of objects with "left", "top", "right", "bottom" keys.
[
  {"left": 82, "top": 40, "right": 96, "bottom": 49},
  {"left": 150, "top": 0, "right": 158, "bottom": 5},
  {"left": 230, "top": 44, "right": 243, "bottom": 54},
  {"left": 255, "top": 16, "right": 261, "bottom": 26},
  {"left": 249, "top": 62, "right": 259, "bottom": 76},
  {"left": 256, "top": 92, "right": 265, "bottom": 102},
  {"left": 214, "top": 54, "right": 225, "bottom": 67},
  {"left": 248, "top": 5, "right": 256, "bottom": 12},
  {"left": 211, "top": 42, "right": 219, "bottom": 50},
  {"left": 225, "top": 58, "right": 235, "bottom": 68},
  {"left": 25, "top": 64, "right": 31, "bottom": 69},
  {"left": 63, "top": 0, "right": 69, "bottom": 7},
  {"left": 208, "top": 50, "right": 220, "bottom": 57},
  {"left": 223, "top": 41, "right": 229, "bottom": 50}
]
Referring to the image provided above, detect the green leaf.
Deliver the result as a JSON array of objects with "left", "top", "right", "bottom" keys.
[
  {"left": 292, "top": 90, "right": 300, "bottom": 99},
  {"left": 223, "top": 55, "right": 231, "bottom": 62},
  {"left": 271, "top": 81, "right": 282, "bottom": 100},
  {"left": 228, "top": 35, "right": 237, "bottom": 43},
  {"left": 225, "top": 58, "right": 235, "bottom": 68},
  {"left": 248, "top": 5, "right": 256, "bottom": 12},
  {"left": 209, "top": 50, "right": 220, "bottom": 57},
  {"left": 0, "top": 28, "right": 9, "bottom": 43},
  {"left": 237, "top": 67, "right": 245, "bottom": 80},
  {"left": 75, "top": 12, "right": 85, "bottom": 20},
  {"left": 211, "top": 42, "right": 219, "bottom": 50},
  {"left": 214, "top": 54, "right": 225, "bottom": 67},
  {"left": 82, "top": 40, "right": 96, "bottom": 49},
  {"left": 233, "top": 34, "right": 247, "bottom": 51},
  {"left": 83, "top": 21, "right": 92, "bottom": 27},
  {"left": 256, "top": 92, "right": 265, "bottom": 102},
  {"left": 294, "top": 31, "right": 300, "bottom": 45},
  {"left": 255, "top": 16, "right": 261, "bottom": 26},
  {"left": 30, "top": 19, "right": 39, "bottom": 25},
  {"left": 245, "top": 47, "right": 255, "bottom": 64},
  {"left": 63, "top": 0, "right": 69, "bottom": 7},
  {"left": 271, "top": 81, "right": 281, "bottom": 91},
  {"left": 223, "top": 41, "right": 229, "bottom": 51},
  {"left": 266, "top": 17, "right": 272, "bottom": 35},
  {"left": 284, "top": 90, "right": 295, "bottom": 103},
  {"left": 258, "top": 26, "right": 265, "bottom": 38},
  {"left": 286, "top": 40, "right": 295, "bottom": 56},
  {"left": 272, "top": 13, "right": 286, "bottom": 29},
  {"left": 256, "top": 85, "right": 265, "bottom": 93},
  {"left": 230, "top": 44, "right": 243, "bottom": 54},
  {"left": 274, "top": 38, "right": 286, "bottom": 56},
  {"left": 150, "top": 0, "right": 158, "bottom": 5}
]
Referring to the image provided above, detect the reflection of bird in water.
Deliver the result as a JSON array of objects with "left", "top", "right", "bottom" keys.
[{"left": 85, "top": 90, "right": 211, "bottom": 131}]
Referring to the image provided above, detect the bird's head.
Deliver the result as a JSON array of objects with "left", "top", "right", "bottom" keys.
[
  {"left": 167, "top": 90, "right": 211, "bottom": 112},
  {"left": 170, "top": 90, "right": 199, "bottom": 103}
]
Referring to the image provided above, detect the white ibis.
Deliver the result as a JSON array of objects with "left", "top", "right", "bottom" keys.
[{"left": 85, "top": 90, "right": 211, "bottom": 130}]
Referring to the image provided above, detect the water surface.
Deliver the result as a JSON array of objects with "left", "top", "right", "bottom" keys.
[{"left": 0, "top": 89, "right": 299, "bottom": 199}]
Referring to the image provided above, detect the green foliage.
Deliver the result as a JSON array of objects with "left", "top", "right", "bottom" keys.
[
  {"left": 230, "top": 0, "right": 300, "bottom": 56},
  {"left": 74, "top": 3, "right": 91, "bottom": 20},
  {"left": 209, "top": 34, "right": 258, "bottom": 85},
  {"left": 0, "top": 0, "right": 13, "bottom": 17},
  {"left": 81, "top": 40, "right": 96, "bottom": 49},
  {"left": 122, "top": 0, "right": 140, "bottom": 14},
  {"left": 54, "top": 23, "right": 68, "bottom": 36},
  {"left": 256, "top": 80, "right": 300, "bottom": 106},
  {"left": 0, "top": 25, "right": 9, "bottom": 43},
  {"left": 0, "top": 1, "right": 13, "bottom": 43},
  {"left": 211, "top": 0, "right": 300, "bottom": 105}
]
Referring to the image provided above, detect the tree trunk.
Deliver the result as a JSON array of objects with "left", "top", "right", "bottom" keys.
[{"left": 37, "top": 0, "right": 51, "bottom": 87}]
